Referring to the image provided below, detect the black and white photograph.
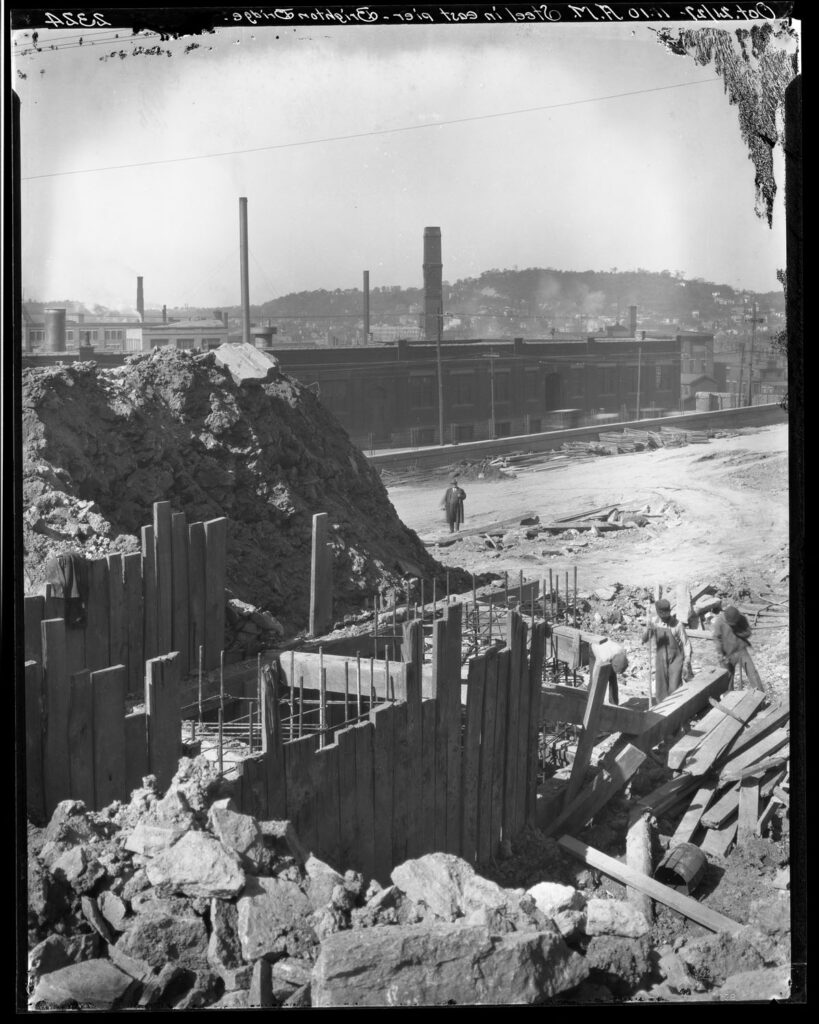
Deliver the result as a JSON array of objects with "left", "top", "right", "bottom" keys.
[{"left": 10, "top": 3, "right": 803, "bottom": 1009}]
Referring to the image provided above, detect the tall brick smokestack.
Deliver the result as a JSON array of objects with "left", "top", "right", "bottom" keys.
[
  {"left": 423, "top": 226, "right": 443, "bottom": 342},
  {"left": 136, "top": 276, "right": 144, "bottom": 321},
  {"left": 629, "top": 305, "right": 637, "bottom": 337}
]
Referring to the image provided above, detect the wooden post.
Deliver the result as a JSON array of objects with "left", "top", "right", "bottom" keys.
[
  {"left": 42, "top": 618, "right": 70, "bottom": 814},
  {"left": 92, "top": 665, "right": 127, "bottom": 808},
  {"left": 319, "top": 664, "right": 327, "bottom": 749},
  {"left": 503, "top": 611, "right": 524, "bottom": 844},
  {"left": 526, "top": 622, "right": 547, "bottom": 822},
  {"left": 489, "top": 651, "right": 511, "bottom": 858},
  {"left": 25, "top": 661, "right": 46, "bottom": 821},
  {"left": 261, "top": 665, "right": 286, "bottom": 817},
  {"left": 563, "top": 660, "right": 609, "bottom": 809},
  {"left": 67, "top": 669, "right": 95, "bottom": 809},
  {"left": 84, "top": 557, "right": 110, "bottom": 673},
  {"left": 549, "top": 569, "right": 554, "bottom": 618},
  {"left": 512, "top": 616, "right": 531, "bottom": 835},
  {"left": 370, "top": 703, "right": 395, "bottom": 886},
  {"left": 24, "top": 595, "right": 45, "bottom": 665},
  {"left": 353, "top": 721, "right": 376, "bottom": 884},
  {"left": 356, "top": 654, "right": 362, "bottom": 719},
  {"left": 299, "top": 674, "right": 304, "bottom": 737},
  {"left": 153, "top": 501, "right": 173, "bottom": 656},
  {"left": 405, "top": 660, "right": 424, "bottom": 859},
  {"left": 626, "top": 809, "right": 654, "bottom": 923},
  {"left": 204, "top": 518, "right": 228, "bottom": 671},
  {"left": 444, "top": 601, "right": 463, "bottom": 855},
  {"left": 171, "top": 511, "right": 189, "bottom": 677},
  {"left": 141, "top": 524, "right": 158, "bottom": 663},
  {"left": 477, "top": 650, "right": 500, "bottom": 865},
  {"left": 122, "top": 552, "right": 143, "bottom": 695},
  {"left": 337, "top": 726, "right": 357, "bottom": 865},
  {"left": 188, "top": 521, "right": 206, "bottom": 673},
  {"left": 461, "top": 656, "right": 486, "bottom": 864},
  {"left": 107, "top": 553, "right": 126, "bottom": 675},
  {"left": 344, "top": 661, "right": 350, "bottom": 724},
  {"left": 391, "top": 698, "right": 409, "bottom": 870},
  {"left": 309, "top": 512, "right": 332, "bottom": 637},
  {"left": 145, "top": 653, "right": 181, "bottom": 793},
  {"left": 431, "top": 618, "right": 449, "bottom": 852}
]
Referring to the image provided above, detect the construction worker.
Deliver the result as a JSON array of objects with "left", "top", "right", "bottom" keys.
[
  {"left": 642, "top": 598, "right": 692, "bottom": 701},
  {"left": 711, "top": 605, "right": 767, "bottom": 693},
  {"left": 440, "top": 476, "right": 466, "bottom": 533},
  {"left": 588, "top": 637, "right": 629, "bottom": 706}
]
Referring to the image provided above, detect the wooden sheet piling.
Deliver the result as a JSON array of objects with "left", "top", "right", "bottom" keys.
[
  {"left": 204, "top": 517, "right": 228, "bottom": 671},
  {"left": 461, "top": 656, "right": 486, "bottom": 864},
  {"left": 261, "top": 666, "right": 286, "bottom": 817},
  {"left": 431, "top": 617, "right": 449, "bottom": 852},
  {"left": 502, "top": 611, "right": 524, "bottom": 843},
  {"left": 309, "top": 512, "right": 332, "bottom": 637},
  {"left": 187, "top": 521, "right": 206, "bottom": 672},
  {"left": 92, "top": 664, "right": 126, "bottom": 808},
  {"left": 141, "top": 524, "right": 158, "bottom": 663},
  {"left": 370, "top": 702, "right": 395, "bottom": 885},
  {"left": 405, "top": 661, "right": 424, "bottom": 859},
  {"left": 337, "top": 726, "right": 357, "bottom": 866},
  {"left": 145, "top": 653, "right": 180, "bottom": 793},
  {"left": 444, "top": 601, "right": 463, "bottom": 855},
  {"left": 122, "top": 552, "right": 143, "bottom": 695},
  {"left": 356, "top": 654, "right": 362, "bottom": 719},
  {"left": 107, "top": 553, "right": 127, "bottom": 678},
  {"left": 353, "top": 721, "right": 376, "bottom": 884},
  {"left": 489, "top": 651, "right": 510, "bottom": 859},
  {"left": 67, "top": 669, "right": 95, "bottom": 809},
  {"left": 319, "top": 664, "right": 327, "bottom": 748},
  {"left": 25, "top": 661, "right": 46, "bottom": 821},
  {"left": 391, "top": 698, "right": 409, "bottom": 869},
  {"left": 153, "top": 501, "right": 173, "bottom": 657},
  {"left": 24, "top": 595, "right": 45, "bottom": 665},
  {"left": 42, "top": 618, "right": 70, "bottom": 813},
  {"left": 171, "top": 511, "right": 189, "bottom": 676},
  {"left": 526, "top": 622, "right": 547, "bottom": 822},
  {"left": 84, "top": 557, "right": 110, "bottom": 674}
]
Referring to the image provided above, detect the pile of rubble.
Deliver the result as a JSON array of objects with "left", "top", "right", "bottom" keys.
[
  {"left": 27, "top": 750, "right": 791, "bottom": 1008},
  {"left": 22, "top": 352, "right": 468, "bottom": 633}
]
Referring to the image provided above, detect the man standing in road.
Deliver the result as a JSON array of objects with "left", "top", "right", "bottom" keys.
[
  {"left": 441, "top": 477, "right": 466, "bottom": 534},
  {"left": 711, "top": 605, "right": 767, "bottom": 693},
  {"left": 589, "top": 636, "right": 629, "bottom": 706},
  {"left": 642, "top": 598, "right": 693, "bottom": 701}
]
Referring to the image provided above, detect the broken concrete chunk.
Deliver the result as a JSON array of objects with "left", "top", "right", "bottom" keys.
[
  {"left": 98, "top": 891, "right": 128, "bottom": 932},
  {"left": 114, "top": 909, "right": 209, "bottom": 970},
  {"left": 305, "top": 855, "right": 345, "bottom": 910},
  {"left": 525, "top": 881, "right": 586, "bottom": 919},
  {"left": 390, "top": 853, "right": 476, "bottom": 922},
  {"left": 123, "top": 820, "right": 189, "bottom": 858},
  {"left": 236, "top": 875, "right": 315, "bottom": 963},
  {"left": 207, "top": 805, "right": 265, "bottom": 871},
  {"left": 312, "top": 923, "right": 588, "bottom": 1007},
  {"left": 28, "top": 934, "right": 73, "bottom": 988},
  {"left": 584, "top": 899, "right": 650, "bottom": 939},
  {"left": 145, "top": 830, "right": 245, "bottom": 899},
  {"left": 80, "top": 895, "right": 115, "bottom": 945},
  {"left": 29, "top": 959, "right": 140, "bottom": 1010}
]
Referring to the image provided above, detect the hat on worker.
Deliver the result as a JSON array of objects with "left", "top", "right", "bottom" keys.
[
  {"left": 611, "top": 651, "right": 629, "bottom": 674},
  {"left": 723, "top": 605, "right": 742, "bottom": 626},
  {"left": 655, "top": 598, "right": 671, "bottom": 614}
]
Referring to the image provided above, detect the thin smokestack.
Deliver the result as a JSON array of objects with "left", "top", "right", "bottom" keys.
[
  {"left": 423, "top": 226, "right": 442, "bottom": 342},
  {"left": 239, "top": 197, "right": 251, "bottom": 346},
  {"left": 136, "top": 277, "right": 144, "bottom": 321},
  {"left": 363, "top": 270, "right": 370, "bottom": 342},
  {"left": 162, "top": 305, "right": 167, "bottom": 324},
  {"left": 629, "top": 305, "right": 637, "bottom": 337},
  {"left": 44, "top": 307, "right": 66, "bottom": 352}
]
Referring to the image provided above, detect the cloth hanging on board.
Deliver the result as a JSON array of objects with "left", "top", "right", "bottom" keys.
[{"left": 44, "top": 551, "right": 89, "bottom": 628}]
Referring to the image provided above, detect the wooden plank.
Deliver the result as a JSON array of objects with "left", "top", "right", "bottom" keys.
[
  {"left": 721, "top": 701, "right": 790, "bottom": 762},
  {"left": 309, "top": 512, "right": 332, "bottom": 637},
  {"left": 124, "top": 711, "right": 149, "bottom": 797},
  {"left": 542, "top": 742, "right": 646, "bottom": 837},
  {"left": 526, "top": 623, "right": 547, "bottom": 823},
  {"left": 402, "top": 619, "right": 424, "bottom": 667},
  {"left": 42, "top": 618, "right": 70, "bottom": 815},
  {"left": 562, "top": 661, "right": 609, "bottom": 809},
  {"left": 700, "top": 816, "right": 738, "bottom": 860},
  {"left": 84, "top": 557, "right": 110, "bottom": 674},
  {"left": 141, "top": 525, "right": 158, "bottom": 664},
  {"left": 67, "top": 670, "right": 95, "bottom": 808},
  {"left": 405, "top": 661, "right": 424, "bottom": 859},
  {"left": 737, "top": 778, "right": 759, "bottom": 841},
  {"left": 513, "top": 617, "right": 531, "bottom": 835},
  {"left": 91, "top": 665, "right": 126, "bottom": 809},
  {"left": 353, "top": 721, "right": 376, "bottom": 884},
  {"left": 204, "top": 518, "right": 228, "bottom": 671},
  {"left": 107, "top": 552, "right": 126, "bottom": 673},
  {"left": 682, "top": 689, "right": 767, "bottom": 776},
  {"left": 145, "top": 653, "right": 181, "bottom": 793},
  {"left": 122, "top": 552, "right": 144, "bottom": 695},
  {"left": 701, "top": 783, "right": 741, "bottom": 829},
  {"left": 391, "top": 700, "right": 409, "bottom": 870},
  {"left": 370, "top": 702, "right": 395, "bottom": 886},
  {"left": 635, "top": 668, "right": 732, "bottom": 753},
  {"left": 444, "top": 601, "right": 463, "bottom": 855},
  {"left": 635, "top": 773, "right": 700, "bottom": 817},
  {"left": 420, "top": 699, "right": 437, "bottom": 856},
  {"left": 297, "top": 735, "right": 320, "bottom": 852},
  {"left": 337, "top": 727, "right": 358, "bottom": 867},
  {"left": 502, "top": 611, "right": 523, "bottom": 844},
  {"left": 670, "top": 780, "right": 718, "bottom": 849},
  {"left": 188, "top": 522, "right": 206, "bottom": 673},
  {"left": 431, "top": 618, "right": 449, "bottom": 852},
  {"left": 282, "top": 652, "right": 420, "bottom": 701},
  {"left": 557, "top": 834, "right": 743, "bottom": 934},
  {"left": 171, "top": 511, "right": 189, "bottom": 677},
  {"left": 25, "top": 661, "right": 46, "bottom": 821},
  {"left": 477, "top": 651, "right": 500, "bottom": 866},
  {"left": 261, "top": 670, "right": 286, "bottom": 818},
  {"left": 719, "top": 728, "right": 789, "bottom": 781},
  {"left": 756, "top": 795, "right": 783, "bottom": 837},
  {"left": 315, "top": 742, "right": 341, "bottom": 869},
  {"left": 153, "top": 501, "right": 173, "bottom": 656},
  {"left": 489, "top": 650, "right": 511, "bottom": 859},
  {"left": 540, "top": 687, "right": 645, "bottom": 736},
  {"left": 461, "top": 657, "right": 486, "bottom": 865},
  {"left": 666, "top": 691, "right": 747, "bottom": 771},
  {"left": 24, "top": 595, "right": 45, "bottom": 664}
]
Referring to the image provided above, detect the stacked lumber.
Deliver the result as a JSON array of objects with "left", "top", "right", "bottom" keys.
[
  {"left": 622, "top": 427, "right": 652, "bottom": 444},
  {"left": 598, "top": 431, "right": 642, "bottom": 453},
  {"left": 664, "top": 695, "right": 790, "bottom": 857}
]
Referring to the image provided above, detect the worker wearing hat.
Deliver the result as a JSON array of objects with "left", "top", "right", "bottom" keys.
[
  {"left": 642, "top": 597, "right": 693, "bottom": 701},
  {"left": 589, "top": 636, "right": 629, "bottom": 705},
  {"left": 440, "top": 476, "right": 466, "bottom": 534},
  {"left": 711, "top": 605, "right": 767, "bottom": 693}
]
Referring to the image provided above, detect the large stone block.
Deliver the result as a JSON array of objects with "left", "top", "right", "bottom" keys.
[
  {"left": 526, "top": 882, "right": 585, "bottom": 919},
  {"left": 114, "top": 909, "right": 209, "bottom": 970},
  {"left": 123, "top": 820, "right": 189, "bottom": 859},
  {"left": 207, "top": 898, "right": 244, "bottom": 971},
  {"left": 584, "top": 899, "right": 650, "bottom": 939},
  {"left": 208, "top": 805, "right": 265, "bottom": 871},
  {"left": 390, "top": 854, "right": 476, "bottom": 922},
  {"left": 145, "top": 830, "right": 245, "bottom": 898},
  {"left": 312, "top": 923, "right": 589, "bottom": 1006},
  {"left": 30, "top": 960, "right": 140, "bottom": 1010},
  {"left": 236, "top": 876, "right": 315, "bottom": 962}
]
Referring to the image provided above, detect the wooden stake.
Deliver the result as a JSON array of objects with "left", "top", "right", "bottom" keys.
[
  {"left": 565, "top": 571, "right": 569, "bottom": 623},
  {"left": 370, "top": 656, "right": 376, "bottom": 705},
  {"left": 248, "top": 700, "right": 254, "bottom": 753},
  {"left": 420, "top": 579, "right": 425, "bottom": 616},
  {"left": 219, "top": 650, "right": 225, "bottom": 712},
  {"left": 432, "top": 577, "right": 437, "bottom": 615},
  {"left": 218, "top": 708, "right": 224, "bottom": 774},
  {"left": 574, "top": 566, "right": 578, "bottom": 627},
  {"left": 505, "top": 571, "right": 509, "bottom": 608},
  {"left": 488, "top": 592, "right": 493, "bottom": 643},
  {"left": 319, "top": 665, "right": 327, "bottom": 748},
  {"left": 344, "top": 661, "right": 350, "bottom": 723},
  {"left": 446, "top": 570, "right": 450, "bottom": 603},
  {"left": 289, "top": 650, "right": 295, "bottom": 720},
  {"left": 197, "top": 644, "right": 204, "bottom": 735},
  {"left": 299, "top": 675, "right": 304, "bottom": 738},
  {"left": 549, "top": 569, "right": 554, "bottom": 618},
  {"left": 356, "top": 653, "right": 362, "bottom": 719}
]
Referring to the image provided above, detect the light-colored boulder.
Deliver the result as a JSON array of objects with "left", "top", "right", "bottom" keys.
[
  {"left": 207, "top": 898, "right": 244, "bottom": 971},
  {"left": 390, "top": 853, "right": 475, "bottom": 921},
  {"left": 584, "top": 898, "right": 650, "bottom": 938},
  {"left": 98, "top": 891, "right": 128, "bottom": 932},
  {"left": 27, "top": 935, "right": 72, "bottom": 989},
  {"left": 114, "top": 909, "right": 209, "bottom": 970},
  {"left": 145, "top": 830, "right": 245, "bottom": 898},
  {"left": 312, "top": 923, "right": 588, "bottom": 1006},
  {"left": 123, "top": 820, "right": 189, "bottom": 858},
  {"left": 236, "top": 875, "right": 315, "bottom": 962},
  {"left": 716, "top": 966, "right": 791, "bottom": 1002},
  {"left": 305, "top": 855, "right": 345, "bottom": 910},
  {"left": 208, "top": 805, "right": 265, "bottom": 871},
  {"left": 30, "top": 960, "right": 139, "bottom": 1010},
  {"left": 526, "top": 881, "right": 585, "bottom": 918}
]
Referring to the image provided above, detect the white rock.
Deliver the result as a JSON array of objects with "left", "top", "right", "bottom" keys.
[
  {"left": 584, "top": 898, "right": 650, "bottom": 938},
  {"left": 526, "top": 882, "right": 585, "bottom": 919}
]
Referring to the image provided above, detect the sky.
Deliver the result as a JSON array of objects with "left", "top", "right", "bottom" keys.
[{"left": 12, "top": 14, "right": 798, "bottom": 311}]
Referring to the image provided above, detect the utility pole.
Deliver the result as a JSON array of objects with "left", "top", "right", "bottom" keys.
[
  {"left": 483, "top": 351, "right": 500, "bottom": 438},
  {"left": 239, "top": 197, "right": 251, "bottom": 346},
  {"left": 737, "top": 342, "right": 745, "bottom": 408},
  {"left": 436, "top": 302, "right": 445, "bottom": 446},
  {"left": 746, "top": 300, "right": 763, "bottom": 407},
  {"left": 635, "top": 342, "right": 642, "bottom": 421}
]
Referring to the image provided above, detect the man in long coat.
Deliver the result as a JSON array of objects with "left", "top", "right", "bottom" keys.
[
  {"left": 441, "top": 477, "right": 466, "bottom": 533},
  {"left": 642, "top": 598, "right": 693, "bottom": 701}
]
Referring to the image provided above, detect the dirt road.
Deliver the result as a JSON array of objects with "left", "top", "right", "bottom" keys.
[{"left": 386, "top": 423, "right": 789, "bottom": 593}]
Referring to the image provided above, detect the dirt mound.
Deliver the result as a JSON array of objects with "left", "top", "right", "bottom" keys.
[{"left": 22, "top": 351, "right": 467, "bottom": 633}]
